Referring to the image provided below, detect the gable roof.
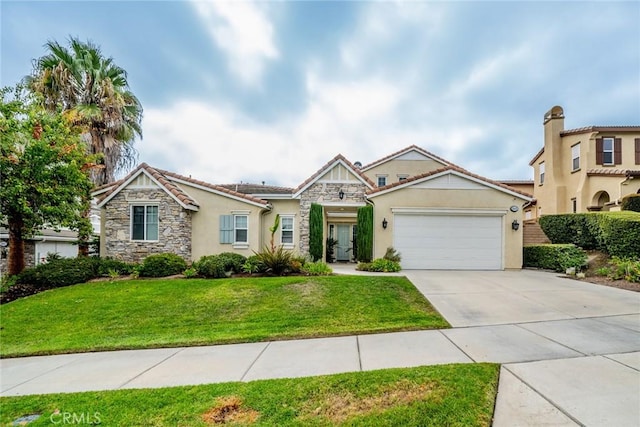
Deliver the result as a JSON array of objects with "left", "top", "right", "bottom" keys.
[
  {"left": 367, "top": 165, "right": 533, "bottom": 201},
  {"left": 96, "top": 164, "right": 270, "bottom": 210},
  {"left": 293, "top": 154, "right": 375, "bottom": 197},
  {"left": 360, "top": 145, "right": 451, "bottom": 171}
]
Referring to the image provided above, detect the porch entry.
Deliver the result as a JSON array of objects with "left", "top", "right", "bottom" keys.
[{"left": 329, "top": 223, "right": 357, "bottom": 262}]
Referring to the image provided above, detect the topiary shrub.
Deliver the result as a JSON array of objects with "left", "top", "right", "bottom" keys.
[
  {"left": 216, "top": 252, "right": 247, "bottom": 274},
  {"left": 622, "top": 194, "right": 640, "bottom": 212},
  {"left": 193, "top": 255, "right": 226, "bottom": 278},
  {"left": 356, "top": 205, "right": 373, "bottom": 262},
  {"left": 138, "top": 253, "right": 187, "bottom": 277},
  {"left": 523, "top": 244, "right": 587, "bottom": 272},
  {"left": 357, "top": 258, "right": 401, "bottom": 272},
  {"left": 16, "top": 256, "right": 101, "bottom": 289},
  {"left": 309, "top": 203, "right": 324, "bottom": 261}
]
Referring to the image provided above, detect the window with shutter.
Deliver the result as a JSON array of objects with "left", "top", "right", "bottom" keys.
[
  {"left": 219, "top": 215, "right": 233, "bottom": 244},
  {"left": 602, "top": 137, "right": 614, "bottom": 165}
]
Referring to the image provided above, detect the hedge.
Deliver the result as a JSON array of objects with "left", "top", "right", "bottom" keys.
[
  {"left": 523, "top": 244, "right": 587, "bottom": 272},
  {"left": 539, "top": 211, "right": 640, "bottom": 258},
  {"left": 138, "top": 253, "right": 187, "bottom": 277},
  {"left": 622, "top": 194, "right": 640, "bottom": 212}
]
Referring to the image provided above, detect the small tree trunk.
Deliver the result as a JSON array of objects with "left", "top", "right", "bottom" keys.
[{"left": 7, "top": 219, "right": 26, "bottom": 275}]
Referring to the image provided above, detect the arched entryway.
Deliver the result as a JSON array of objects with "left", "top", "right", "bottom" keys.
[{"left": 591, "top": 191, "right": 610, "bottom": 210}]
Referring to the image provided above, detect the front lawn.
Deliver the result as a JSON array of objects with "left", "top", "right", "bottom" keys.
[
  {"left": 0, "top": 276, "right": 448, "bottom": 357},
  {"left": 0, "top": 363, "right": 498, "bottom": 426}
]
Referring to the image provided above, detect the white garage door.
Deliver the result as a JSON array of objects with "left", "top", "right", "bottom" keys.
[{"left": 393, "top": 214, "right": 503, "bottom": 270}]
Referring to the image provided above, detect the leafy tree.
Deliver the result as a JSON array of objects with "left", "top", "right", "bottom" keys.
[
  {"left": 0, "top": 86, "right": 93, "bottom": 275},
  {"left": 309, "top": 203, "right": 324, "bottom": 261},
  {"left": 27, "top": 37, "right": 143, "bottom": 186}
]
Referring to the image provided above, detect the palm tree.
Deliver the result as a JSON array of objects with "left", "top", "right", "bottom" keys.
[{"left": 27, "top": 37, "right": 143, "bottom": 185}]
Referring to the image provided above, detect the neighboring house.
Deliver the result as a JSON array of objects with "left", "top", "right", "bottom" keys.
[
  {"left": 94, "top": 145, "right": 532, "bottom": 270},
  {"left": 0, "top": 228, "right": 79, "bottom": 273},
  {"left": 529, "top": 106, "right": 640, "bottom": 217}
]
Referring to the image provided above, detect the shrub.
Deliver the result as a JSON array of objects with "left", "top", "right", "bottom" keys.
[
  {"left": 216, "top": 252, "right": 247, "bottom": 274},
  {"left": 325, "top": 238, "right": 338, "bottom": 263},
  {"left": 138, "top": 253, "right": 187, "bottom": 277},
  {"left": 357, "top": 258, "right": 402, "bottom": 272},
  {"left": 242, "top": 255, "right": 264, "bottom": 274},
  {"left": 622, "top": 194, "right": 640, "bottom": 212},
  {"left": 183, "top": 267, "right": 198, "bottom": 278},
  {"left": 16, "top": 256, "right": 101, "bottom": 289},
  {"left": 97, "top": 258, "right": 137, "bottom": 276},
  {"left": 523, "top": 244, "right": 587, "bottom": 272},
  {"left": 301, "top": 261, "right": 333, "bottom": 276},
  {"left": 608, "top": 257, "right": 640, "bottom": 282},
  {"left": 356, "top": 205, "right": 373, "bottom": 262},
  {"left": 309, "top": 203, "right": 324, "bottom": 261},
  {"left": 539, "top": 212, "right": 640, "bottom": 258},
  {"left": 254, "top": 246, "right": 294, "bottom": 275},
  {"left": 193, "top": 255, "right": 226, "bottom": 278},
  {"left": 383, "top": 247, "right": 402, "bottom": 263}
]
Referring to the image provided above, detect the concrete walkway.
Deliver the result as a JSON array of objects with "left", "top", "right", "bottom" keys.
[{"left": 1, "top": 269, "right": 639, "bottom": 426}]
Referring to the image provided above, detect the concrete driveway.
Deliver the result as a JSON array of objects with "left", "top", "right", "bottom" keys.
[{"left": 405, "top": 269, "right": 640, "bottom": 426}]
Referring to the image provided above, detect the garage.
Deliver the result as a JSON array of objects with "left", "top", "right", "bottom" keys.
[{"left": 393, "top": 213, "right": 503, "bottom": 270}]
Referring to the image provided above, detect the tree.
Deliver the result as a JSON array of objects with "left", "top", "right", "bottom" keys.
[
  {"left": 27, "top": 37, "right": 143, "bottom": 186},
  {"left": 0, "top": 87, "right": 94, "bottom": 275},
  {"left": 309, "top": 203, "right": 324, "bottom": 261},
  {"left": 356, "top": 205, "right": 373, "bottom": 262}
]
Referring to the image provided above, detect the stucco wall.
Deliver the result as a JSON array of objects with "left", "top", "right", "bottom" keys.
[
  {"left": 102, "top": 189, "right": 192, "bottom": 263},
  {"left": 370, "top": 186, "right": 527, "bottom": 269},
  {"left": 363, "top": 159, "right": 446, "bottom": 185},
  {"left": 261, "top": 199, "right": 301, "bottom": 252}
]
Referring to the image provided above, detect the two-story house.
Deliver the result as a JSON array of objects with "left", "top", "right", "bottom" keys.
[{"left": 528, "top": 106, "right": 640, "bottom": 217}]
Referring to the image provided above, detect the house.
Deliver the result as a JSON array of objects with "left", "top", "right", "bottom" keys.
[
  {"left": 528, "top": 106, "right": 640, "bottom": 217},
  {"left": 94, "top": 146, "right": 532, "bottom": 270},
  {"left": 0, "top": 228, "right": 80, "bottom": 273}
]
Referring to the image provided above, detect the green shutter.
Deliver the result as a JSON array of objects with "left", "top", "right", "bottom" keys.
[{"left": 220, "top": 215, "right": 233, "bottom": 244}]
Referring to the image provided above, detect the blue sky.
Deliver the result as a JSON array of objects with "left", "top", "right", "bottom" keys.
[{"left": 2, "top": 1, "right": 639, "bottom": 187}]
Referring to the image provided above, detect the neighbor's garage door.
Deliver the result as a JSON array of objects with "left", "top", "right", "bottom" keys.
[{"left": 393, "top": 214, "right": 503, "bottom": 270}]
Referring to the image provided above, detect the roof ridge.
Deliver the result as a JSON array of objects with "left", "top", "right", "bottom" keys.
[
  {"left": 361, "top": 145, "right": 452, "bottom": 171},
  {"left": 293, "top": 154, "right": 375, "bottom": 194}
]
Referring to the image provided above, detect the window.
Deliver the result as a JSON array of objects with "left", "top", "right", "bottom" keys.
[
  {"left": 234, "top": 215, "right": 248, "bottom": 244},
  {"left": 281, "top": 216, "right": 294, "bottom": 245},
  {"left": 571, "top": 143, "right": 580, "bottom": 171},
  {"left": 397, "top": 175, "right": 408, "bottom": 182},
  {"left": 571, "top": 198, "right": 577, "bottom": 213},
  {"left": 376, "top": 175, "right": 387, "bottom": 187},
  {"left": 602, "top": 137, "right": 614, "bottom": 165},
  {"left": 539, "top": 162, "right": 545, "bottom": 185},
  {"left": 131, "top": 205, "right": 158, "bottom": 241}
]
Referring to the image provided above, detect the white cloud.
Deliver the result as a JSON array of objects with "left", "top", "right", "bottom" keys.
[{"left": 190, "top": 0, "right": 278, "bottom": 85}]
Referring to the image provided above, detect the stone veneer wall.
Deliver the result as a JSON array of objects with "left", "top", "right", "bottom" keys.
[
  {"left": 104, "top": 189, "right": 192, "bottom": 263},
  {"left": 0, "top": 240, "right": 36, "bottom": 273},
  {"left": 298, "top": 182, "right": 367, "bottom": 255}
]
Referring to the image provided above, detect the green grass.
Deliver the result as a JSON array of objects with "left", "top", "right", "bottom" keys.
[
  {"left": 0, "top": 364, "right": 499, "bottom": 426},
  {"left": 0, "top": 276, "right": 448, "bottom": 357}
]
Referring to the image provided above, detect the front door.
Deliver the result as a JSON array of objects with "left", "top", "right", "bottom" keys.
[{"left": 336, "top": 224, "right": 351, "bottom": 261}]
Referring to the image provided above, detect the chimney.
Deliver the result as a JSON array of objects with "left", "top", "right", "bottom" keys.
[{"left": 543, "top": 106, "right": 565, "bottom": 180}]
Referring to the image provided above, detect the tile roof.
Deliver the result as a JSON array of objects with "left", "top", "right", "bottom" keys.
[
  {"left": 367, "top": 165, "right": 533, "bottom": 199},
  {"left": 587, "top": 169, "right": 640, "bottom": 177},
  {"left": 561, "top": 125, "right": 640, "bottom": 136},
  {"left": 217, "top": 183, "right": 294, "bottom": 195},
  {"left": 293, "top": 154, "right": 376, "bottom": 194},
  {"left": 499, "top": 180, "right": 534, "bottom": 185},
  {"left": 96, "top": 164, "right": 270, "bottom": 209},
  {"left": 360, "top": 145, "right": 451, "bottom": 171}
]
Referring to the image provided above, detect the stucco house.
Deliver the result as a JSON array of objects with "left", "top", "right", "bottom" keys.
[
  {"left": 528, "top": 106, "right": 640, "bottom": 218},
  {"left": 94, "top": 146, "right": 532, "bottom": 270}
]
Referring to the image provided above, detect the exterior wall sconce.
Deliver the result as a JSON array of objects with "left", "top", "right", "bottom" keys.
[
  {"left": 382, "top": 218, "right": 388, "bottom": 229},
  {"left": 512, "top": 220, "right": 520, "bottom": 231},
  {"left": 338, "top": 189, "right": 345, "bottom": 200}
]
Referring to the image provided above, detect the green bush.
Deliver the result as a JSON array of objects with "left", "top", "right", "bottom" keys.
[
  {"left": 97, "top": 258, "right": 137, "bottom": 276},
  {"left": 356, "top": 205, "right": 373, "bottom": 262},
  {"left": 193, "top": 255, "right": 226, "bottom": 278},
  {"left": 608, "top": 257, "right": 640, "bottom": 282},
  {"left": 523, "top": 244, "right": 587, "bottom": 272},
  {"left": 357, "top": 258, "right": 402, "bottom": 272},
  {"left": 309, "top": 203, "right": 324, "bottom": 261},
  {"left": 216, "top": 252, "right": 247, "bottom": 273},
  {"left": 242, "top": 255, "right": 264, "bottom": 274},
  {"left": 622, "top": 194, "right": 640, "bottom": 212},
  {"left": 138, "top": 253, "right": 187, "bottom": 277},
  {"left": 301, "top": 261, "right": 333, "bottom": 276},
  {"left": 183, "top": 267, "right": 198, "bottom": 278},
  {"left": 254, "top": 246, "right": 294, "bottom": 275},
  {"left": 539, "top": 212, "right": 640, "bottom": 258},
  {"left": 383, "top": 247, "right": 402, "bottom": 263},
  {"left": 16, "top": 257, "right": 101, "bottom": 289}
]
